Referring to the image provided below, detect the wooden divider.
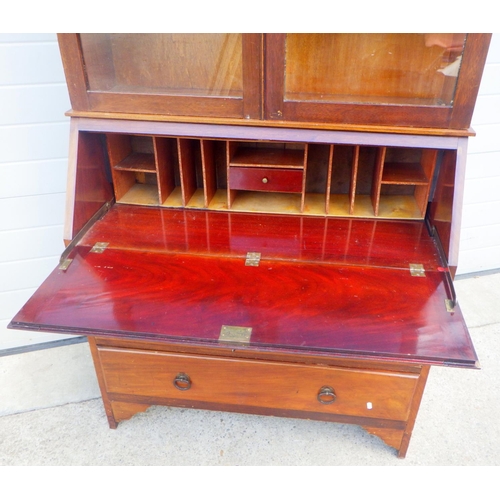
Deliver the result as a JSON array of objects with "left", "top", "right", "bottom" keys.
[{"left": 104, "top": 133, "right": 439, "bottom": 220}]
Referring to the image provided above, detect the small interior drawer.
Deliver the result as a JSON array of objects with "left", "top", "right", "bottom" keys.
[
  {"left": 98, "top": 347, "right": 419, "bottom": 421},
  {"left": 229, "top": 166, "right": 303, "bottom": 193}
]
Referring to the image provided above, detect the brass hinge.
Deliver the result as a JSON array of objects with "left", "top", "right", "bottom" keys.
[
  {"left": 409, "top": 263, "right": 425, "bottom": 277},
  {"left": 58, "top": 258, "right": 73, "bottom": 271},
  {"left": 219, "top": 325, "right": 252, "bottom": 344},
  {"left": 90, "top": 242, "right": 109, "bottom": 253},
  {"left": 245, "top": 252, "right": 261, "bottom": 266}
]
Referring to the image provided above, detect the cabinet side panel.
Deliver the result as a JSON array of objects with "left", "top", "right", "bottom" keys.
[
  {"left": 71, "top": 131, "right": 114, "bottom": 239},
  {"left": 428, "top": 144, "right": 466, "bottom": 273}
]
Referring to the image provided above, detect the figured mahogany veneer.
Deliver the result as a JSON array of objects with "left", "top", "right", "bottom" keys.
[
  {"left": 79, "top": 205, "right": 443, "bottom": 270},
  {"left": 11, "top": 205, "right": 475, "bottom": 363},
  {"left": 11, "top": 244, "right": 475, "bottom": 365}
]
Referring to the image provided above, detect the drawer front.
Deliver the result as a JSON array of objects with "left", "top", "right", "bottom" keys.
[
  {"left": 229, "top": 166, "right": 303, "bottom": 193},
  {"left": 98, "top": 348, "right": 419, "bottom": 421}
]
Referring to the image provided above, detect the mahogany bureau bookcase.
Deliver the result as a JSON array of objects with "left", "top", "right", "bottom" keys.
[{"left": 9, "top": 34, "right": 491, "bottom": 457}]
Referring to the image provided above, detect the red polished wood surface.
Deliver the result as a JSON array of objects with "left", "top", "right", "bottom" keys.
[
  {"left": 80, "top": 205, "right": 442, "bottom": 270},
  {"left": 72, "top": 132, "right": 114, "bottom": 237},
  {"left": 11, "top": 237, "right": 476, "bottom": 367},
  {"left": 229, "top": 167, "right": 304, "bottom": 193}
]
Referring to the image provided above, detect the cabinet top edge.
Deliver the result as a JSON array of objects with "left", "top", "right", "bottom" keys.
[{"left": 65, "top": 110, "right": 476, "bottom": 138}]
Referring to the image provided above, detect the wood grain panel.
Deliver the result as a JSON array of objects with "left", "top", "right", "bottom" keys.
[
  {"left": 10, "top": 242, "right": 476, "bottom": 367},
  {"left": 72, "top": 132, "right": 114, "bottom": 237},
  {"left": 78, "top": 205, "right": 442, "bottom": 269},
  {"left": 98, "top": 347, "right": 419, "bottom": 421},
  {"left": 229, "top": 167, "right": 303, "bottom": 193}
]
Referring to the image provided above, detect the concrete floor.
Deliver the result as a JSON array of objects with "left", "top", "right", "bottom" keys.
[{"left": 1, "top": 271, "right": 499, "bottom": 466}]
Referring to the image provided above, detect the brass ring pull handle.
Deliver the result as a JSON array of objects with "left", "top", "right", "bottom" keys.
[
  {"left": 173, "top": 373, "right": 192, "bottom": 391},
  {"left": 262, "top": 177, "right": 269, "bottom": 184},
  {"left": 317, "top": 385, "right": 336, "bottom": 404}
]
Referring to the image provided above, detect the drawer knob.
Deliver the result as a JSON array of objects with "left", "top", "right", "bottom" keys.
[
  {"left": 173, "top": 373, "right": 192, "bottom": 391},
  {"left": 262, "top": 177, "right": 269, "bottom": 184},
  {"left": 317, "top": 385, "right": 336, "bottom": 404}
]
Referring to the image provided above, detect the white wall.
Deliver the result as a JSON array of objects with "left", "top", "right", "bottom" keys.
[
  {"left": 0, "top": 33, "right": 498, "bottom": 352},
  {"left": 458, "top": 34, "right": 500, "bottom": 275},
  {"left": 0, "top": 34, "right": 72, "bottom": 353}
]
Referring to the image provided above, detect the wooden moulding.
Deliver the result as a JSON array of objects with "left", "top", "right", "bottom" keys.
[{"left": 66, "top": 109, "right": 478, "bottom": 137}]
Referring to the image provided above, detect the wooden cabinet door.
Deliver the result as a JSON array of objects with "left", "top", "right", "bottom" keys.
[
  {"left": 58, "top": 34, "right": 262, "bottom": 120},
  {"left": 264, "top": 33, "right": 490, "bottom": 129}
]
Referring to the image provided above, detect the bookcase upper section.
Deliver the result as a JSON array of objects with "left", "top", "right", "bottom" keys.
[{"left": 58, "top": 33, "right": 491, "bottom": 131}]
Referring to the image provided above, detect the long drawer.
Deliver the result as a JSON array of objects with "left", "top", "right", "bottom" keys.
[{"left": 97, "top": 347, "right": 419, "bottom": 422}]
